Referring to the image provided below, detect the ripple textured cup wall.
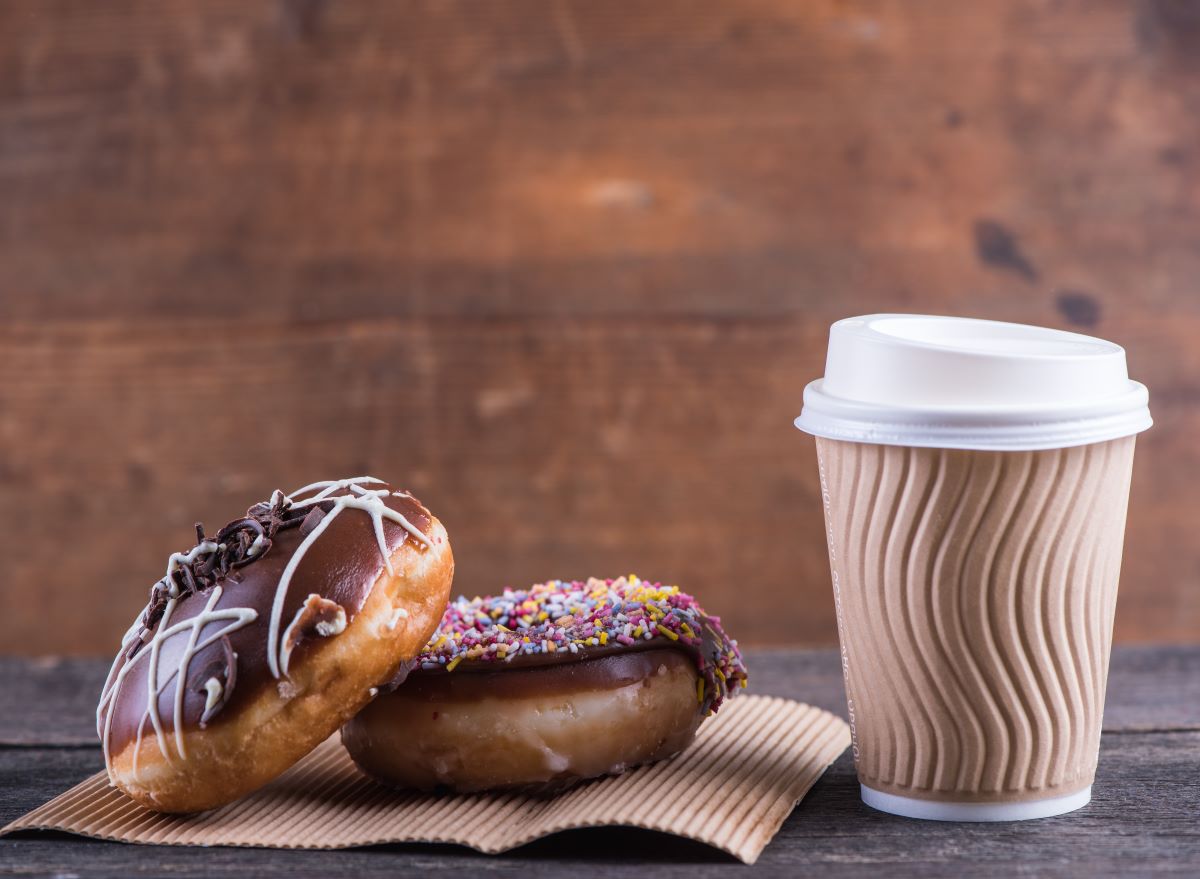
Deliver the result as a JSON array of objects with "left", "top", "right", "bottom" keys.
[{"left": 815, "top": 436, "right": 1136, "bottom": 814}]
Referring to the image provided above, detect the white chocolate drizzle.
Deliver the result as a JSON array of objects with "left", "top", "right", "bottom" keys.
[
  {"left": 96, "top": 578, "right": 258, "bottom": 774},
  {"left": 96, "top": 476, "right": 430, "bottom": 777},
  {"left": 203, "top": 677, "right": 223, "bottom": 714},
  {"left": 265, "top": 478, "right": 430, "bottom": 678}
]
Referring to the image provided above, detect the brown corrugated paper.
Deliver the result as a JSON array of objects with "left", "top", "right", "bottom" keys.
[{"left": 3, "top": 695, "right": 848, "bottom": 864}]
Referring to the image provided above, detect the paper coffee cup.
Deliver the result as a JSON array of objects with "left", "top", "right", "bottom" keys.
[{"left": 795, "top": 315, "right": 1152, "bottom": 821}]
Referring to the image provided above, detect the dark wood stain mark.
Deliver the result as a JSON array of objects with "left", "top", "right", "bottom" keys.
[
  {"left": 973, "top": 219, "right": 1039, "bottom": 282},
  {"left": 1056, "top": 290, "right": 1102, "bottom": 327},
  {"left": 1160, "top": 146, "right": 1186, "bottom": 166},
  {"left": 125, "top": 460, "right": 154, "bottom": 491},
  {"left": 279, "top": 0, "right": 326, "bottom": 41},
  {"left": 1135, "top": 0, "right": 1200, "bottom": 62}
]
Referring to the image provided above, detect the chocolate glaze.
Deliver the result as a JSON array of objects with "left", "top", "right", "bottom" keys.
[
  {"left": 407, "top": 615, "right": 738, "bottom": 713},
  {"left": 99, "top": 483, "right": 431, "bottom": 755},
  {"left": 446, "top": 623, "right": 727, "bottom": 672},
  {"left": 395, "top": 649, "right": 693, "bottom": 702}
]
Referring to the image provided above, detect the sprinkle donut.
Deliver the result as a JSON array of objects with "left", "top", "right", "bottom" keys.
[
  {"left": 97, "top": 477, "right": 454, "bottom": 812},
  {"left": 342, "top": 576, "right": 748, "bottom": 792}
]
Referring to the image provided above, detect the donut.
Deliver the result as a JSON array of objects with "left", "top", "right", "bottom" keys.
[
  {"left": 342, "top": 575, "right": 748, "bottom": 792},
  {"left": 96, "top": 477, "right": 454, "bottom": 813}
]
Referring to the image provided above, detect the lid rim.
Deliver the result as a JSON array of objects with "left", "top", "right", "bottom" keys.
[
  {"left": 795, "top": 403, "right": 1153, "bottom": 452},
  {"left": 802, "top": 378, "right": 1150, "bottom": 424}
]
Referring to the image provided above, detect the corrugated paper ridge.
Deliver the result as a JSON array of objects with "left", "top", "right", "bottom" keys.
[
  {"left": 816, "top": 437, "right": 1133, "bottom": 801},
  {"left": 2, "top": 695, "right": 848, "bottom": 865}
]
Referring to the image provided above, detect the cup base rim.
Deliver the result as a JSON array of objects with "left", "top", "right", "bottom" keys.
[{"left": 860, "top": 784, "right": 1092, "bottom": 822}]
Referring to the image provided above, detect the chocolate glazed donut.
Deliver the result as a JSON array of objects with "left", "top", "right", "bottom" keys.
[
  {"left": 342, "top": 576, "right": 748, "bottom": 792},
  {"left": 97, "top": 477, "right": 454, "bottom": 813}
]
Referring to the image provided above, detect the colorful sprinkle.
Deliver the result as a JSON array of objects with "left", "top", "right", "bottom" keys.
[{"left": 417, "top": 575, "right": 749, "bottom": 713}]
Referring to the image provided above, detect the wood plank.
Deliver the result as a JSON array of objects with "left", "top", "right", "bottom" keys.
[
  {"left": 0, "top": 657, "right": 108, "bottom": 746},
  {"left": 3, "top": 647, "right": 1196, "bottom": 747},
  {"left": 1, "top": 319, "right": 1196, "bottom": 655},
  {"left": 2, "top": 651, "right": 1198, "bottom": 874},
  {"left": 2, "top": 733, "right": 1197, "bottom": 875},
  {"left": 2, "top": 0, "right": 1200, "bottom": 323},
  {"left": 0, "top": 317, "right": 827, "bottom": 655}
]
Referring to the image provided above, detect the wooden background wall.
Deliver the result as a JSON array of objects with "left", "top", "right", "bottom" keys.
[{"left": 2, "top": 0, "right": 1197, "bottom": 656}]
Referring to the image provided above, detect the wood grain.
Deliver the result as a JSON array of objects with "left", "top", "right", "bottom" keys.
[
  {"left": 1, "top": 649, "right": 1198, "bottom": 876},
  {"left": 0, "top": 0, "right": 1197, "bottom": 653},
  {"left": 3, "top": 646, "right": 1195, "bottom": 747}
]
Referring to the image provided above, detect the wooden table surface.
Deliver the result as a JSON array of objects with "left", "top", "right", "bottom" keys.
[{"left": 2, "top": 646, "right": 1197, "bottom": 877}]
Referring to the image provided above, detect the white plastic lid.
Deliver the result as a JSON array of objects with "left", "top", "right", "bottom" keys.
[{"left": 794, "top": 314, "right": 1152, "bottom": 451}]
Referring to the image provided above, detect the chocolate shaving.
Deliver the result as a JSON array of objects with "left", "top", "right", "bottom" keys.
[
  {"left": 137, "top": 491, "right": 315, "bottom": 639},
  {"left": 299, "top": 505, "right": 326, "bottom": 537}
]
